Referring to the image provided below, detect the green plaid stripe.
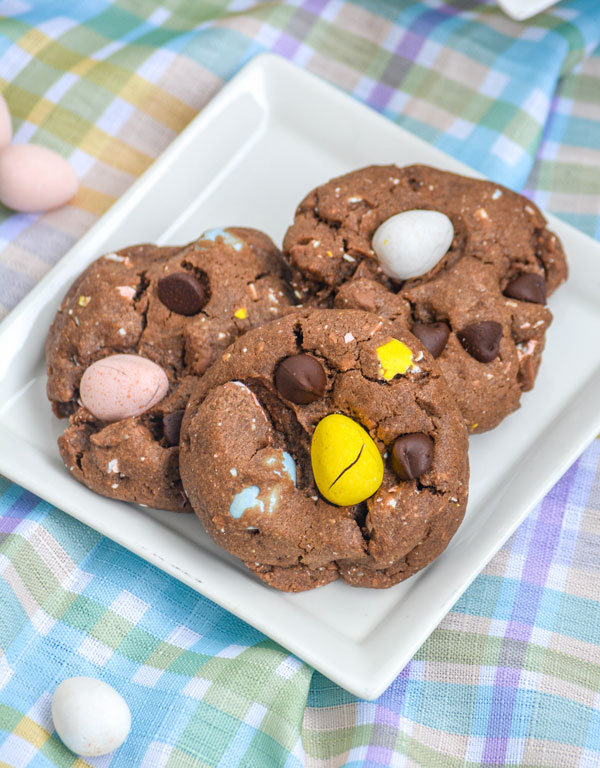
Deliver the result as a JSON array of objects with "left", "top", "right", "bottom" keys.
[
  {"left": 524, "top": 47, "right": 600, "bottom": 238},
  {"left": 0, "top": 483, "right": 309, "bottom": 766}
]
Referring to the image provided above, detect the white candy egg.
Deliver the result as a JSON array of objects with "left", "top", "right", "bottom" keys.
[
  {"left": 80, "top": 353, "right": 169, "bottom": 422},
  {"left": 51, "top": 677, "right": 131, "bottom": 757},
  {"left": 372, "top": 209, "right": 454, "bottom": 280},
  {"left": 0, "top": 143, "right": 78, "bottom": 212},
  {"left": 0, "top": 93, "right": 11, "bottom": 148}
]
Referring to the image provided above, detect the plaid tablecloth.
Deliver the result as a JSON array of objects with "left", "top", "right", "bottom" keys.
[{"left": 1, "top": 1, "right": 599, "bottom": 766}]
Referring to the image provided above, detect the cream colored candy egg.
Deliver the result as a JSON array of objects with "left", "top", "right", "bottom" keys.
[
  {"left": 372, "top": 209, "right": 454, "bottom": 280},
  {"left": 0, "top": 93, "right": 11, "bottom": 148},
  {"left": 311, "top": 413, "right": 384, "bottom": 506},
  {"left": 80, "top": 353, "right": 169, "bottom": 422},
  {"left": 51, "top": 676, "right": 131, "bottom": 757},
  {"left": 0, "top": 144, "right": 78, "bottom": 212}
]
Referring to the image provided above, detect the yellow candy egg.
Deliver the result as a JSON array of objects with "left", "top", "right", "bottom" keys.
[
  {"left": 311, "top": 414, "right": 384, "bottom": 506},
  {"left": 376, "top": 338, "right": 421, "bottom": 380}
]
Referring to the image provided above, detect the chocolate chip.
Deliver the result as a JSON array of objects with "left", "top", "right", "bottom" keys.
[
  {"left": 163, "top": 409, "right": 185, "bottom": 446},
  {"left": 157, "top": 273, "right": 207, "bottom": 315},
  {"left": 412, "top": 322, "right": 450, "bottom": 358},
  {"left": 391, "top": 433, "right": 433, "bottom": 480},
  {"left": 504, "top": 273, "right": 546, "bottom": 305},
  {"left": 275, "top": 354, "right": 326, "bottom": 404},
  {"left": 458, "top": 321, "right": 503, "bottom": 363}
]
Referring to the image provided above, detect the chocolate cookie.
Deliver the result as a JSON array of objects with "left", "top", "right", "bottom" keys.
[
  {"left": 179, "top": 309, "right": 469, "bottom": 591},
  {"left": 46, "top": 228, "right": 293, "bottom": 510},
  {"left": 58, "top": 374, "right": 196, "bottom": 511},
  {"left": 283, "top": 165, "right": 567, "bottom": 432}
]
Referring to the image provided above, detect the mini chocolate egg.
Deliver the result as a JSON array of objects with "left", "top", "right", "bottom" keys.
[
  {"left": 372, "top": 209, "right": 454, "bottom": 280},
  {"left": 311, "top": 413, "right": 383, "bottom": 506},
  {"left": 80, "top": 353, "right": 169, "bottom": 422},
  {"left": 0, "top": 93, "right": 11, "bottom": 148},
  {"left": 51, "top": 676, "right": 131, "bottom": 757},
  {"left": 0, "top": 144, "right": 78, "bottom": 212}
]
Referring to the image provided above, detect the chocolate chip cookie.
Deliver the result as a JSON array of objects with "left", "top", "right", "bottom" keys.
[
  {"left": 46, "top": 228, "right": 293, "bottom": 510},
  {"left": 283, "top": 165, "right": 568, "bottom": 432},
  {"left": 179, "top": 309, "right": 469, "bottom": 591}
]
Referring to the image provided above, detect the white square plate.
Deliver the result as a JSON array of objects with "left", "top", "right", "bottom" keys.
[
  {"left": 1, "top": 54, "right": 599, "bottom": 700},
  {"left": 497, "top": 0, "right": 558, "bottom": 20}
]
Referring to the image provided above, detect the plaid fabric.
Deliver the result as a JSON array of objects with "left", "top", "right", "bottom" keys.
[{"left": 0, "top": 1, "right": 599, "bottom": 766}]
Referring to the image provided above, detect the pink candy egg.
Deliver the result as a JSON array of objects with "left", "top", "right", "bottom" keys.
[
  {"left": 0, "top": 93, "right": 11, "bottom": 148},
  {"left": 80, "top": 354, "right": 169, "bottom": 422},
  {"left": 0, "top": 143, "right": 78, "bottom": 212}
]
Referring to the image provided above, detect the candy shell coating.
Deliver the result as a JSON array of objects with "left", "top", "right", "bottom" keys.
[
  {"left": 372, "top": 209, "right": 454, "bottom": 280},
  {"left": 311, "top": 414, "right": 384, "bottom": 506},
  {"left": 51, "top": 676, "right": 131, "bottom": 757},
  {"left": 376, "top": 338, "right": 420, "bottom": 379},
  {"left": 80, "top": 353, "right": 169, "bottom": 422},
  {"left": 0, "top": 93, "right": 11, "bottom": 148},
  {"left": 0, "top": 144, "right": 78, "bottom": 212}
]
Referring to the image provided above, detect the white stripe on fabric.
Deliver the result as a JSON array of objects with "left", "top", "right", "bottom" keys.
[
  {"left": 181, "top": 677, "right": 211, "bottom": 699},
  {"left": 77, "top": 636, "right": 114, "bottom": 666},
  {"left": 110, "top": 590, "right": 149, "bottom": 624}
]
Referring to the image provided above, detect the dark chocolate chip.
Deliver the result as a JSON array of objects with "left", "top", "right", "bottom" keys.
[
  {"left": 504, "top": 273, "right": 546, "bottom": 305},
  {"left": 162, "top": 409, "right": 185, "bottom": 446},
  {"left": 157, "top": 272, "right": 207, "bottom": 315},
  {"left": 412, "top": 322, "right": 450, "bottom": 358},
  {"left": 457, "top": 321, "right": 503, "bottom": 363},
  {"left": 391, "top": 433, "right": 434, "bottom": 480},
  {"left": 275, "top": 354, "right": 326, "bottom": 404}
]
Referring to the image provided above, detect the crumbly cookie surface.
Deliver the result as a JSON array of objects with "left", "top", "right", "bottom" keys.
[
  {"left": 283, "top": 165, "right": 567, "bottom": 432},
  {"left": 46, "top": 228, "right": 293, "bottom": 510},
  {"left": 180, "top": 309, "right": 469, "bottom": 591},
  {"left": 58, "top": 376, "right": 196, "bottom": 511}
]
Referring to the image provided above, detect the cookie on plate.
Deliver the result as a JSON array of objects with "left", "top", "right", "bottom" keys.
[
  {"left": 283, "top": 165, "right": 568, "bottom": 432},
  {"left": 46, "top": 227, "right": 293, "bottom": 510},
  {"left": 179, "top": 309, "right": 469, "bottom": 591}
]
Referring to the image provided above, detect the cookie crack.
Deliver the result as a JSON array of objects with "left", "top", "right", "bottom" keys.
[
  {"left": 133, "top": 270, "right": 150, "bottom": 304},
  {"left": 243, "top": 379, "right": 314, "bottom": 491},
  {"left": 293, "top": 322, "right": 304, "bottom": 348},
  {"left": 416, "top": 481, "right": 443, "bottom": 496},
  {"left": 133, "top": 270, "right": 150, "bottom": 345}
]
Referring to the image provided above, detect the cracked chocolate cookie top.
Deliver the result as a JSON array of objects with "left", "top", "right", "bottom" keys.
[
  {"left": 179, "top": 309, "right": 469, "bottom": 592},
  {"left": 46, "top": 227, "right": 293, "bottom": 511},
  {"left": 46, "top": 228, "right": 293, "bottom": 418},
  {"left": 283, "top": 165, "right": 568, "bottom": 432}
]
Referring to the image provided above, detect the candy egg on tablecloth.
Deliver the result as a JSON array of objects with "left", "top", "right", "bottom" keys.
[
  {"left": 0, "top": 144, "right": 78, "bottom": 212},
  {"left": 51, "top": 677, "right": 131, "bottom": 757}
]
